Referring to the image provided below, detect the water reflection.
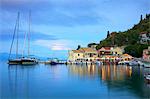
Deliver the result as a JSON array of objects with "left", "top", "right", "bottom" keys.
[
  {"left": 99, "top": 65, "right": 132, "bottom": 81},
  {"left": 68, "top": 64, "right": 150, "bottom": 98},
  {"left": 4, "top": 64, "right": 150, "bottom": 99},
  {"left": 8, "top": 65, "right": 35, "bottom": 99},
  {"left": 68, "top": 64, "right": 98, "bottom": 78},
  {"left": 67, "top": 64, "right": 132, "bottom": 80}
]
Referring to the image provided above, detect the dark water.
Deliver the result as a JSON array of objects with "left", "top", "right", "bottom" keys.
[{"left": 1, "top": 60, "right": 150, "bottom": 99}]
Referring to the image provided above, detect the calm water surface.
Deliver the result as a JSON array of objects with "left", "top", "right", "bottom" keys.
[{"left": 1, "top": 60, "right": 150, "bottom": 99}]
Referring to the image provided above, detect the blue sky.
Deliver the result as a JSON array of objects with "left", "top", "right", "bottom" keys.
[{"left": 0, "top": 0, "right": 150, "bottom": 59}]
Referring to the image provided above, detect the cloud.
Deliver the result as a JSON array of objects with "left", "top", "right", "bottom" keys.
[
  {"left": 33, "top": 11, "right": 105, "bottom": 26},
  {"left": 0, "top": 29, "right": 57, "bottom": 41},
  {"left": 33, "top": 39, "right": 86, "bottom": 51},
  {"left": 0, "top": 0, "right": 109, "bottom": 26},
  {"left": 1, "top": 0, "right": 149, "bottom": 27},
  {"left": 34, "top": 39, "right": 72, "bottom": 50}
]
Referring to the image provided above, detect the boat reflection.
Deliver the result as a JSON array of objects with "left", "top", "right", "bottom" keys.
[{"left": 8, "top": 65, "right": 35, "bottom": 98}]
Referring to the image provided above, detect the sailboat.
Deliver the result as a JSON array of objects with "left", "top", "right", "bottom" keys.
[
  {"left": 8, "top": 12, "right": 22, "bottom": 65},
  {"left": 21, "top": 11, "right": 38, "bottom": 65},
  {"left": 8, "top": 12, "right": 38, "bottom": 65}
]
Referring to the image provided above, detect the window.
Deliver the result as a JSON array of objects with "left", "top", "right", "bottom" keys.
[{"left": 90, "top": 53, "right": 92, "bottom": 57}]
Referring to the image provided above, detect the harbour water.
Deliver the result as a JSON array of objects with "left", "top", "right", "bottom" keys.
[{"left": 1, "top": 60, "right": 150, "bottom": 99}]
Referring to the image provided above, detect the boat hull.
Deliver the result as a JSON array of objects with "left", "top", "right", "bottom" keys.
[
  {"left": 8, "top": 58, "right": 38, "bottom": 65},
  {"left": 50, "top": 61, "right": 57, "bottom": 65},
  {"left": 8, "top": 59, "right": 22, "bottom": 65},
  {"left": 21, "top": 59, "right": 38, "bottom": 65}
]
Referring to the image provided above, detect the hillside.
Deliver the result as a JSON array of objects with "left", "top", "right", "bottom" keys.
[{"left": 89, "top": 14, "right": 150, "bottom": 57}]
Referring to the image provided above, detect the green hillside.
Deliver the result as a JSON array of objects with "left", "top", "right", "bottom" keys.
[{"left": 91, "top": 14, "right": 150, "bottom": 57}]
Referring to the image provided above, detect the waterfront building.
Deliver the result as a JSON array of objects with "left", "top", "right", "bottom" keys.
[
  {"left": 98, "top": 47, "right": 123, "bottom": 56},
  {"left": 143, "top": 46, "right": 150, "bottom": 61},
  {"left": 98, "top": 47, "right": 112, "bottom": 55},
  {"left": 97, "top": 47, "right": 124, "bottom": 63},
  {"left": 120, "top": 54, "right": 133, "bottom": 61},
  {"left": 112, "top": 47, "right": 123, "bottom": 56},
  {"left": 68, "top": 47, "right": 99, "bottom": 63},
  {"left": 68, "top": 50, "right": 84, "bottom": 63}
]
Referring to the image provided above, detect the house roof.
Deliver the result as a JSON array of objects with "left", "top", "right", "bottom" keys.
[
  {"left": 72, "top": 48, "right": 97, "bottom": 53},
  {"left": 79, "top": 48, "right": 97, "bottom": 53},
  {"left": 98, "top": 47, "right": 111, "bottom": 51},
  {"left": 72, "top": 50, "right": 83, "bottom": 53},
  {"left": 104, "top": 47, "right": 111, "bottom": 50}
]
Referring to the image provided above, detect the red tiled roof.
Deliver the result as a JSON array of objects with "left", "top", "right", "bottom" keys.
[
  {"left": 104, "top": 47, "right": 111, "bottom": 50},
  {"left": 98, "top": 47, "right": 111, "bottom": 51}
]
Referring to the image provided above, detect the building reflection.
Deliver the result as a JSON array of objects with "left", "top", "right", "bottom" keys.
[
  {"left": 67, "top": 64, "right": 97, "bottom": 78},
  {"left": 67, "top": 64, "right": 132, "bottom": 81},
  {"left": 67, "top": 64, "right": 150, "bottom": 98},
  {"left": 99, "top": 65, "right": 132, "bottom": 81}
]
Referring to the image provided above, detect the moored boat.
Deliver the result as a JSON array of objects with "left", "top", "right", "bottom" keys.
[
  {"left": 50, "top": 58, "right": 58, "bottom": 65},
  {"left": 8, "top": 59, "right": 22, "bottom": 65},
  {"left": 8, "top": 12, "right": 38, "bottom": 65},
  {"left": 45, "top": 58, "right": 67, "bottom": 65},
  {"left": 21, "top": 57, "right": 38, "bottom": 65}
]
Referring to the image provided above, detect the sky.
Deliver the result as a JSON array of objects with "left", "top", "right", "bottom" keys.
[{"left": 0, "top": 0, "right": 150, "bottom": 59}]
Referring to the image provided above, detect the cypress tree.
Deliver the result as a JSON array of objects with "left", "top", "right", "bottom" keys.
[
  {"left": 107, "top": 31, "right": 110, "bottom": 38},
  {"left": 140, "top": 15, "right": 143, "bottom": 21}
]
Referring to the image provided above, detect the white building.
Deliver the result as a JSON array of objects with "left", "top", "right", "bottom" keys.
[
  {"left": 68, "top": 48, "right": 99, "bottom": 63},
  {"left": 140, "top": 32, "right": 150, "bottom": 44}
]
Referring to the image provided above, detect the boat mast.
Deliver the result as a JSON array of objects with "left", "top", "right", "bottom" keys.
[
  {"left": 28, "top": 11, "right": 31, "bottom": 57},
  {"left": 22, "top": 31, "right": 27, "bottom": 57},
  {"left": 8, "top": 12, "right": 19, "bottom": 59},
  {"left": 16, "top": 12, "right": 20, "bottom": 58}
]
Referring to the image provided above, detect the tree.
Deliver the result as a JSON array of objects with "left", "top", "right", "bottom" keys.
[
  {"left": 124, "top": 44, "right": 148, "bottom": 57},
  {"left": 140, "top": 15, "right": 143, "bottom": 21},
  {"left": 77, "top": 45, "right": 81, "bottom": 50},
  {"left": 88, "top": 43, "right": 97, "bottom": 47},
  {"left": 107, "top": 31, "right": 110, "bottom": 38}
]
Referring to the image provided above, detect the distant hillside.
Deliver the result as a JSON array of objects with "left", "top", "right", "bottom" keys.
[{"left": 89, "top": 14, "right": 150, "bottom": 57}]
